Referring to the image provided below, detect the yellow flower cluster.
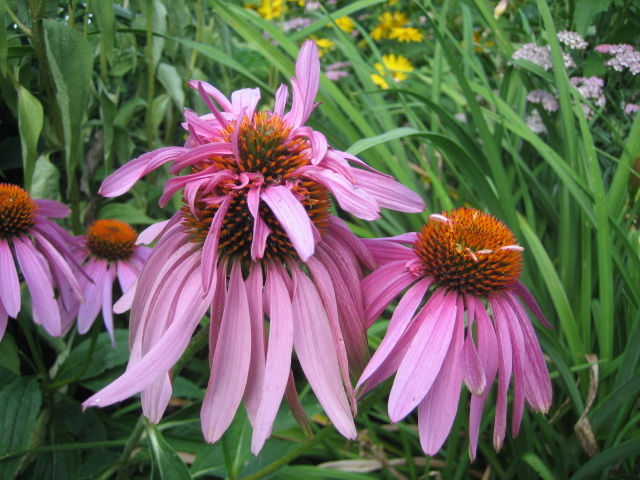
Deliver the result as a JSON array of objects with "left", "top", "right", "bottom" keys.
[
  {"left": 371, "top": 12, "right": 422, "bottom": 43},
  {"left": 370, "top": 54, "right": 414, "bottom": 89},
  {"left": 256, "top": 0, "right": 283, "bottom": 21}
]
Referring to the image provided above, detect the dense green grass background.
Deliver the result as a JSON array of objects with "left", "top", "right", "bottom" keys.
[{"left": 1, "top": 0, "right": 639, "bottom": 478}]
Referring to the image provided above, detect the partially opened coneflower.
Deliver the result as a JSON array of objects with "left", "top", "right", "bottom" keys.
[
  {"left": 0, "top": 183, "right": 83, "bottom": 340},
  {"left": 83, "top": 40, "right": 424, "bottom": 454},
  {"left": 357, "top": 207, "right": 552, "bottom": 459},
  {"left": 60, "top": 219, "right": 151, "bottom": 344}
]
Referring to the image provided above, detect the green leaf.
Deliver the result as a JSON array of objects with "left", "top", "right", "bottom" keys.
[
  {"left": 346, "top": 127, "right": 424, "bottom": 155},
  {"left": 157, "top": 62, "right": 185, "bottom": 111},
  {"left": 17, "top": 85, "right": 43, "bottom": 192},
  {"left": 43, "top": 19, "right": 93, "bottom": 176},
  {"left": 98, "top": 202, "right": 158, "bottom": 226},
  {"left": 521, "top": 453, "right": 560, "bottom": 480},
  {"left": 90, "top": 0, "right": 115, "bottom": 66},
  {"left": 54, "top": 330, "right": 130, "bottom": 386},
  {"left": 0, "top": 378, "right": 42, "bottom": 480},
  {"left": 147, "top": 424, "right": 192, "bottom": 480},
  {"left": 573, "top": 0, "right": 612, "bottom": 34},
  {"left": 570, "top": 439, "right": 640, "bottom": 480},
  {"left": 0, "top": 333, "right": 20, "bottom": 375},
  {"left": 0, "top": 0, "right": 6, "bottom": 75},
  {"left": 30, "top": 155, "right": 61, "bottom": 201},
  {"left": 221, "top": 409, "right": 251, "bottom": 478}
]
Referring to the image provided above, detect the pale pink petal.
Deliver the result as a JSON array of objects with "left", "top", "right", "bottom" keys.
[
  {"left": 285, "top": 40, "right": 320, "bottom": 127},
  {"left": 326, "top": 217, "right": 377, "bottom": 271},
  {"left": 352, "top": 169, "right": 425, "bottom": 213},
  {"left": 251, "top": 264, "right": 294, "bottom": 454},
  {"left": 201, "top": 195, "right": 232, "bottom": 293},
  {"left": 114, "top": 276, "right": 137, "bottom": 314},
  {"left": 461, "top": 303, "right": 486, "bottom": 396},
  {"left": 308, "top": 131, "right": 328, "bottom": 165},
  {"left": 261, "top": 185, "right": 315, "bottom": 261},
  {"left": 99, "top": 147, "right": 187, "bottom": 197},
  {"left": 468, "top": 297, "right": 499, "bottom": 460},
  {"left": 513, "top": 282, "right": 552, "bottom": 328},
  {"left": 417, "top": 298, "right": 465, "bottom": 455},
  {"left": 83, "top": 257, "right": 215, "bottom": 408},
  {"left": 248, "top": 186, "right": 271, "bottom": 260},
  {"left": 313, "top": 149, "right": 355, "bottom": 181},
  {"left": 388, "top": 291, "right": 458, "bottom": 422},
  {"left": 78, "top": 259, "right": 107, "bottom": 334},
  {"left": 102, "top": 264, "right": 117, "bottom": 344},
  {"left": 0, "top": 301, "right": 7, "bottom": 340},
  {"left": 362, "top": 238, "right": 415, "bottom": 266},
  {"left": 208, "top": 258, "right": 228, "bottom": 366},
  {"left": 242, "top": 262, "right": 266, "bottom": 427},
  {"left": 115, "top": 260, "right": 139, "bottom": 294},
  {"left": 0, "top": 239, "right": 21, "bottom": 317},
  {"left": 273, "top": 84, "right": 289, "bottom": 117},
  {"left": 13, "top": 236, "right": 61, "bottom": 336},
  {"left": 291, "top": 264, "right": 356, "bottom": 439},
  {"left": 137, "top": 219, "right": 172, "bottom": 245},
  {"left": 357, "top": 279, "right": 435, "bottom": 389},
  {"left": 188, "top": 79, "right": 233, "bottom": 112},
  {"left": 201, "top": 261, "right": 252, "bottom": 443},
  {"left": 490, "top": 297, "right": 513, "bottom": 451},
  {"left": 34, "top": 198, "right": 70, "bottom": 218},
  {"left": 141, "top": 375, "right": 172, "bottom": 424},
  {"left": 170, "top": 143, "right": 234, "bottom": 173},
  {"left": 362, "top": 261, "right": 417, "bottom": 327},
  {"left": 231, "top": 88, "right": 261, "bottom": 118}
]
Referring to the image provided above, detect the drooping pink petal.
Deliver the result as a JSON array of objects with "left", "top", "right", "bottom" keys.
[
  {"left": 291, "top": 264, "right": 356, "bottom": 440},
  {"left": 357, "top": 278, "right": 435, "bottom": 390},
  {"left": 34, "top": 198, "right": 70, "bottom": 218},
  {"left": 505, "top": 291, "right": 552, "bottom": 412},
  {"left": 251, "top": 264, "right": 295, "bottom": 454},
  {"left": 247, "top": 186, "right": 271, "bottom": 260},
  {"left": 325, "top": 217, "right": 377, "bottom": 271},
  {"left": 0, "top": 301, "right": 7, "bottom": 340},
  {"left": 13, "top": 235, "right": 61, "bottom": 336},
  {"left": 141, "top": 375, "right": 172, "bottom": 424},
  {"left": 242, "top": 262, "right": 266, "bottom": 427},
  {"left": 285, "top": 40, "right": 320, "bottom": 128},
  {"left": 116, "top": 260, "right": 140, "bottom": 294},
  {"left": 362, "top": 238, "right": 415, "bottom": 266},
  {"left": 201, "top": 261, "right": 252, "bottom": 444},
  {"left": 306, "top": 256, "right": 356, "bottom": 414},
  {"left": 169, "top": 143, "right": 235, "bottom": 174},
  {"left": 490, "top": 297, "right": 513, "bottom": 451},
  {"left": 201, "top": 195, "right": 232, "bottom": 294},
  {"left": 102, "top": 264, "right": 117, "bottom": 345},
  {"left": 0, "top": 239, "right": 21, "bottom": 317},
  {"left": 208, "top": 258, "right": 228, "bottom": 366},
  {"left": 362, "top": 261, "right": 417, "bottom": 327},
  {"left": 137, "top": 219, "right": 172, "bottom": 245},
  {"left": 189, "top": 79, "right": 233, "bottom": 112},
  {"left": 512, "top": 282, "right": 552, "bottom": 328},
  {"left": 261, "top": 185, "right": 315, "bottom": 261},
  {"left": 352, "top": 169, "right": 425, "bottom": 213},
  {"left": 461, "top": 300, "right": 486, "bottom": 397},
  {"left": 83, "top": 256, "right": 215, "bottom": 409},
  {"left": 417, "top": 297, "right": 465, "bottom": 455},
  {"left": 99, "top": 147, "right": 187, "bottom": 197},
  {"left": 468, "top": 297, "right": 499, "bottom": 460},
  {"left": 77, "top": 259, "right": 107, "bottom": 334},
  {"left": 388, "top": 291, "right": 458, "bottom": 422}
]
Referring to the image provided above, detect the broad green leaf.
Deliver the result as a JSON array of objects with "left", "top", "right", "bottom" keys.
[
  {"left": 30, "top": 155, "right": 61, "bottom": 201},
  {"left": 98, "top": 202, "right": 158, "bottom": 225},
  {"left": 573, "top": 0, "right": 612, "bottom": 34},
  {"left": 0, "top": 333, "right": 19, "bottom": 375},
  {"left": 521, "top": 453, "right": 560, "bottom": 480},
  {"left": 43, "top": 19, "right": 93, "bottom": 177},
  {"left": 346, "top": 127, "right": 424, "bottom": 155},
  {"left": 157, "top": 62, "right": 185, "bottom": 111},
  {"left": 32, "top": 447, "right": 80, "bottom": 480},
  {"left": 90, "top": 0, "right": 115, "bottom": 66},
  {"left": 0, "top": 378, "right": 42, "bottom": 480},
  {"left": 147, "top": 424, "right": 192, "bottom": 480},
  {"left": 17, "top": 85, "right": 43, "bottom": 192}
]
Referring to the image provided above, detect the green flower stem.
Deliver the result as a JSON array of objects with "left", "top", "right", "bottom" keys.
[
  {"left": 47, "top": 322, "right": 100, "bottom": 389},
  {"left": 238, "top": 425, "right": 336, "bottom": 480},
  {"left": 5, "top": 4, "right": 31, "bottom": 35},
  {"left": 96, "top": 415, "right": 147, "bottom": 480},
  {"left": 17, "top": 313, "right": 48, "bottom": 381}
]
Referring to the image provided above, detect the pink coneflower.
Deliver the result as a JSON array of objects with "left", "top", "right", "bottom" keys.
[
  {"left": 83, "top": 40, "right": 425, "bottom": 454},
  {"left": 357, "top": 208, "right": 552, "bottom": 459},
  {"left": 61, "top": 219, "right": 151, "bottom": 344},
  {"left": 0, "top": 183, "right": 83, "bottom": 340}
]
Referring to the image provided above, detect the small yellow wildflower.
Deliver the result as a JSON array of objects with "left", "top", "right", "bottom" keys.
[
  {"left": 370, "top": 54, "right": 414, "bottom": 89},
  {"left": 388, "top": 27, "right": 423, "bottom": 42},
  {"left": 370, "top": 11, "right": 408, "bottom": 41},
  {"left": 314, "top": 38, "right": 335, "bottom": 57},
  {"left": 335, "top": 16, "right": 356, "bottom": 33},
  {"left": 288, "top": 0, "right": 305, "bottom": 6},
  {"left": 257, "top": 0, "right": 283, "bottom": 20}
]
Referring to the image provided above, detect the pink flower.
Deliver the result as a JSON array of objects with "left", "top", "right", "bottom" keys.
[
  {"left": 357, "top": 208, "right": 552, "bottom": 459},
  {"left": 0, "top": 183, "right": 83, "bottom": 339},
  {"left": 60, "top": 219, "right": 151, "bottom": 344},
  {"left": 83, "top": 40, "right": 425, "bottom": 454}
]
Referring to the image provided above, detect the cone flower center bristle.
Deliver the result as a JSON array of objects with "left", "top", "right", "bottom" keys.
[
  {"left": 413, "top": 208, "right": 523, "bottom": 296},
  {"left": 86, "top": 219, "right": 138, "bottom": 261},
  {"left": 0, "top": 183, "right": 38, "bottom": 239},
  {"left": 183, "top": 112, "right": 330, "bottom": 263}
]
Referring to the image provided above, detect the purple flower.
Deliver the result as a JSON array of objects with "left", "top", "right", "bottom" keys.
[
  {"left": 0, "top": 183, "right": 83, "bottom": 339},
  {"left": 557, "top": 30, "right": 588, "bottom": 50},
  {"left": 83, "top": 40, "right": 425, "bottom": 454},
  {"left": 526, "top": 89, "right": 559, "bottom": 112},
  {"left": 60, "top": 219, "right": 151, "bottom": 344},
  {"left": 623, "top": 103, "right": 640, "bottom": 115},
  {"left": 512, "top": 43, "right": 575, "bottom": 70},
  {"left": 357, "top": 208, "right": 552, "bottom": 458}
]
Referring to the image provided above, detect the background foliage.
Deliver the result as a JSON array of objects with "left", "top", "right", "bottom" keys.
[{"left": 1, "top": 0, "right": 639, "bottom": 478}]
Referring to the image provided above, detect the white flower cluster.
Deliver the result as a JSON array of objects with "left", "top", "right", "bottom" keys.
[
  {"left": 512, "top": 43, "right": 576, "bottom": 71},
  {"left": 526, "top": 109, "right": 547, "bottom": 134},
  {"left": 557, "top": 31, "right": 588, "bottom": 50},
  {"left": 526, "top": 89, "right": 559, "bottom": 112}
]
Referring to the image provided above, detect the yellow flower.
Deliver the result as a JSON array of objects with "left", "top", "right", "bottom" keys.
[
  {"left": 370, "top": 54, "right": 414, "bottom": 89},
  {"left": 370, "top": 11, "right": 408, "bottom": 41},
  {"left": 334, "top": 16, "right": 355, "bottom": 33},
  {"left": 288, "top": 0, "right": 305, "bottom": 6},
  {"left": 257, "top": 0, "right": 283, "bottom": 20},
  {"left": 314, "top": 38, "right": 335, "bottom": 57},
  {"left": 388, "top": 27, "right": 423, "bottom": 42}
]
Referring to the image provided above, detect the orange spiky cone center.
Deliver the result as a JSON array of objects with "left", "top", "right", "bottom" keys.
[
  {"left": 0, "top": 183, "right": 38, "bottom": 239},
  {"left": 86, "top": 219, "right": 138, "bottom": 261}
]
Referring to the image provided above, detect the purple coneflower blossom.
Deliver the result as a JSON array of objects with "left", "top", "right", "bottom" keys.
[
  {"left": 61, "top": 219, "right": 151, "bottom": 344},
  {"left": 0, "top": 183, "right": 83, "bottom": 340},
  {"left": 82, "top": 40, "right": 425, "bottom": 454},
  {"left": 357, "top": 208, "right": 552, "bottom": 458}
]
